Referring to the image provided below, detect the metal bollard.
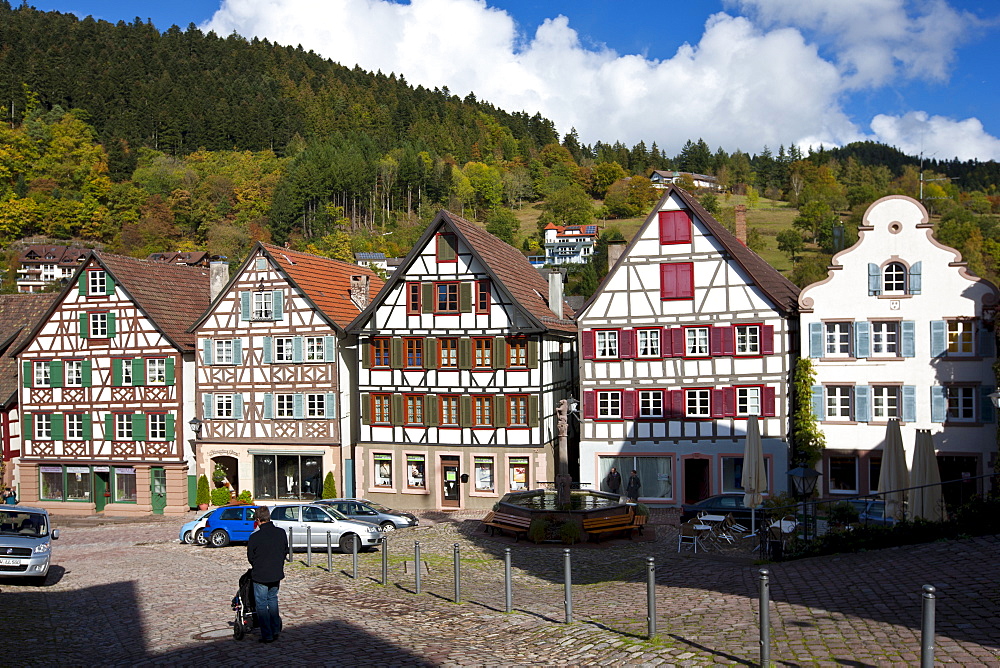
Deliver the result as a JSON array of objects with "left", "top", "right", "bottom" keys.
[
  {"left": 351, "top": 533, "right": 358, "bottom": 579},
  {"left": 563, "top": 548, "right": 572, "bottom": 624},
  {"left": 326, "top": 531, "right": 333, "bottom": 572},
  {"left": 921, "top": 585, "right": 936, "bottom": 668},
  {"left": 759, "top": 569, "right": 770, "bottom": 668},
  {"left": 381, "top": 536, "right": 389, "bottom": 585},
  {"left": 453, "top": 543, "right": 461, "bottom": 603},
  {"left": 287, "top": 527, "right": 293, "bottom": 562},
  {"left": 504, "top": 547, "right": 513, "bottom": 613},
  {"left": 646, "top": 556, "right": 656, "bottom": 640},
  {"left": 414, "top": 541, "right": 422, "bottom": 595},
  {"left": 306, "top": 526, "right": 312, "bottom": 567}
]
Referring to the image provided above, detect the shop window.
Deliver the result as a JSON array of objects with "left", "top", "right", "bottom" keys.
[
  {"left": 251, "top": 454, "right": 323, "bottom": 500},
  {"left": 828, "top": 456, "right": 858, "bottom": 493},
  {"left": 474, "top": 457, "right": 495, "bottom": 492},
  {"left": 114, "top": 467, "right": 137, "bottom": 502},
  {"left": 509, "top": 457, "right": 529, "bottom": 491},
  {"left": 407, "top": 455, "right": 426, "bottom": 489},
  {"left": 373, "top": 453, "right": 393, "bottom": 488}
]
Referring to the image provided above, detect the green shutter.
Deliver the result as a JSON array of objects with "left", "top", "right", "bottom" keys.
[
  {"left": 361, "top": 340, "right": 370, "bottom": 368},
  {"left": 390, "top": 337, "right": 404, "bottom": 369},
  {"left": 493, "top": 336, "right": 507, "bottom": 369},
  {"left": 22, "top": 413, "right": 32, "bottom": 441},
  {"left": 132, "top": 413, "right": 146, "bottom": 441},
  {"left": 22, "top": 361, "right": 31, "bottom": 388},
  {"left": 437, "top": 234, "right": 457, "bottom": 261},
  {"left": 112, "top": 358, "right": 123, "bottom": 387},
  {"left": 165, "top": 357, "right": 175, "bottom": 385},
  {"left": 424, "top": 395, "right": 439, "bottom": 426},
  {"left": 421, "top": 282, "right": 434, "bottom": 313},
  {"left": 391, "top": 394, "right": 404, "bottom": 426},
  {"left": 81, "top": 359, "right": 92, "bottom": 387},
  {"left": 165, "top": 414, "right": 175, "bottom": 440},
  {"left": 49, "top": 360, "right": 64, "bottom": 388},
  {"left": 104, "top": 414, "right": 113, "bottom": 440},
  {"left": 458, "top": 338, "right": 472, "bottom": 369},
  {"left": 106, "top": 313, "right": 116, "bottom": 338},
  {"left": 459, "top": 395, "right": 472, "bottom": 427},
  {"left": 105, "top": 273, "right": 116, "bottom": 296},
  {"left": 132, "top": 358, "right": 145, "bottom": 386},
  {"left": 459, "top": 282, "right": 472, "bottom": 313},
  {"left": 493, "top": 395, "right": 507, "bottom": 427},
  {"left": 528, "top": 395, "right": 539, "bottom": 427},
  {"left": 424, "top": 337, "right": 437, "bottom": 369},
  {"left": 79, "top": 313, "right": 88, "bottom": 339},
  {"left": 240, "top": 291, "right": 250, "bottom": 320},
  {"left": 51, "top": 414, "right": 64, "bottom": 441},
  {"left": 528, "top": 339, "right": 539, "bottom": 369},
  {"left": 78, "top": 273, "right": 87, "bottom": 295},
  {"left": 361, "top": 393, "right": 371, "bottom": 424},
  {"left": 82, "top": 414, "right": 92, "bottom": 439}
]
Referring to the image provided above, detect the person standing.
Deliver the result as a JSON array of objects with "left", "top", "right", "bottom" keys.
[
  {"left": 604, "top": 467, "right": 622, "bottom": 497},
  {"left": 2, "top": 487, "right": 16, "bottom": 505},
  {"left": 247, "top": 506, "right": 287, "bottom": 643},
  {"left": 625, "top": 470, "right": 641, "bottom": 503}
]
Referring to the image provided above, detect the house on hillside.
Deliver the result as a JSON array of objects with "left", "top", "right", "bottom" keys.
[
  {"left": 189, "top": 243, "right": 382, "bottom": 502},
  {"left": 347, "top": 210, "right": 577, "bottom": 511},
  {"left": 799, "top": 195, "right": 998, "bottom": 506},
  {"left": 650, "top": 171, "right": 720, "bottom": 191},
  {"left": 13, "top": 253, "right": 215, "bottom": 516},
  {"left": 147, "top": 251, "right": 212, "bottom": 267},
  {"left": 15, "top": 245, "right": 88, "bottom": 293},
  {"left": 542, "top": 222, "right": 598, "bottom": 265},
  {"left": 575, "top": 185, "right": 800, "bottom": 506}
]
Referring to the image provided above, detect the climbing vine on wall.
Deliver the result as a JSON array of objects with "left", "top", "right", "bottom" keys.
[{"left": 791, "top": 357, "right": 826, "bottom": 466}]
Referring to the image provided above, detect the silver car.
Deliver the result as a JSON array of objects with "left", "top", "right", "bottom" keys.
[
  {"left": 0, "top": 505, "right": 60, "bottom": 585},
  {"left": 268, "top": 503, "right": 383, "bottom": 553},
  {"left": 317, "top": 498, "right": 418, "bottom": 532}
]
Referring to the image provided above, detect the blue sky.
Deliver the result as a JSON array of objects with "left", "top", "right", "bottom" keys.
[{"left": 27, "top": 0, "right": 1000, "bottom": 161}]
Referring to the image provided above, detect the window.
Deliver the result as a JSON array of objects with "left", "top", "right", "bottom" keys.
[
  {"left": 215, "top": 394, "right": 234, "bottom": 419},
  {"left": 374, "top": 454, "right": 393, "bottom": 487},
  {"left": 65, "top": 360, "right": 83, "bottom": 387},
  {"left": 214, "top": 339, "right": 235, "bottom": 365},
  {"left": 474, "top": 457, "right": 495, "bottom": 492},
  {"left": 435, "top": 282, "right": 459, "bottom": 312},
  {"left": 737, "top": 387, "right": 761, "bottom": 416},
  {"left": 42, "top": 264, "right": 58, "bottom": 281},
  {"left": 476, "top": 279, "right": 490, "bottom": 313},
  {"left": 305, "top": 337, "right": 326, "bottom": 362},
  {"left": 871, "top": 321, "right": 899, "bottom": 356},
  {"left": 598, "top": 391, "right": 621, "bottom": 419},
  {"left": 148, "top": 413, "right": 167, "bottom": 440},
  {"left": 735, "top": 326, "right": 760, "bottom": 355},
  {"left": 407, "top": 455, "right": 426, "bottom": 488},
  {"left": 40, "top": 466, "right": 65, "bottom": 500},
  {"left": 473, "top": 396, "right": 493, "bottom": 426},
  {"left": 882, "top": 262, "right": 906, "bottom": 294},
  {"left": 872, "top": 386, "right": 900, "bottom": 420},
  {"left": 473, "top": 338, "right": 492, "bottom": 369},
  {"left": 39, "top": 465, "right": 91, "bottom": 502},
  {"left": 639, "top": 390, "right": 663, "bottom": 418},
  {"left": 34, "top": 413, "right": 52, "bottom": 440},
  {"left": 721, "top": 456, "right": 770, "bottom": 494},
  {"left": 372, "top": 338, "right": 391, "bottom": 368},
  {"left": 115, "top": 413, "right": 132, "bottom": 440},
  {"left": 685, "top": 389, "right": 711, "bottom": 417},
  {"left": 406, "top": 282, "right": 421, "bottom": 314},
  {"left": 253, "top": 454, "right": 324, "bottom": 500},
  {"left": 114, "top": 467, "right": 137, "bottom": 502},
  {"left": 828, "top": 456, "right": 858, "bottom": 493},
  {"left": 405, "top": 338, "right": 423, "bottom": 368},
  {"left": 685, "top": 327, "right": 709, "bottom": 356},
  {"left": 437, "top": 233, "right": 458, "bottom": 262},
  {"left": 507, "top": 337, "right": 528, "bottom": 367},
  {"left": 65, "top": 413, "right": 84, "bottom": 440},
  {"left": 599, "top": 456, "right": 673, "bottom": 499},
  {"left": 825, "top": 386, "right": 852, "bottom": 420},
  {"left": 147, "top": 358, "right": 167, "bottom": 385},
  {"left": 88, "top": 270, "right": 107, "bottom": 295},
  {"left": 658, "top": 209, "right": 691, "bottom": 244},
  {"left": 437, "top": 395, "right": 459, "bottom": 426},
  {"left": 306, "top": 394, "right": 326, "bottom": 418},
  {"left": 272, "top": 337, "right": 293, "bottom": 362},
  {"left": 89, "top": 312, "right": 110, "bottom": 338},
  {"left": 508, "top": 395, "right": 528, "bottom": 426},
  {"left": 252, "top": 290, "right": 274, "bottom": 320},
  {"left": 946, "top": 387, "right": 975, "bottom": 421},
  {"left": 947, "top": 321, "right": 973, "bottom": 355},
  {"left": 824, "top": 322, "right": 852, "bottom": 356},
  {"left": 509, "top": 457, "right": 529, "bottom": 491},
  {"left": 596, "top": 330, "right": 618, "bottom": 358},
  {"left": 637, "top": 329, "right": 660, "bottom": 358},
  {"left": 438, "top": 338, "right": 458, "bottom": 368},
  {"left": 120, "top": 359, "right": 133, "bottom": 386},
  {"left": 372, "top": 394, "right": 391, "bottom": 424},
  {"left": 33, "top": 361, "right": 50, "bottom": 387},
  {"left": 660, "top": 262, "right": 694, "bottom": 300},
  {"left": 404, "top": 395, "right": 423, "bottom": 424},
  {"left": 275, "top": 394, "right": 295, "bottom": 419}
]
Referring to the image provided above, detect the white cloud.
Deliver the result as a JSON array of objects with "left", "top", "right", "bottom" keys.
[
  {"left": 869, "top": 112, "right": 1000, "bottom": 162},
  {"left": 202, "top": 0, "right": 1000, "bottom": 161}
]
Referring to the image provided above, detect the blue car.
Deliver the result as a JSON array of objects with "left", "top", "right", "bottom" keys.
[{"left": 202, "top": 505, "right": 258, "bottom": 547}]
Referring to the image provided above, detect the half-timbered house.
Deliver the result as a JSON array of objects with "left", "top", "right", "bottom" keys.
[
  {"left": 13, "top": 253, "right": 213, "bottom": 516},
  {"left": 347, "top": 210, "right": 577, "bottom": 511},
  {"left": 576, "top": 186, "right": 800, "bottom": 506},
  {"left": 190, "top": 243, "right": 382, "bottom": 503}
]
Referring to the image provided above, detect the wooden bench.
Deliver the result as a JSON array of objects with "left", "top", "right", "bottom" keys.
[
  {"left": 630, "top": 513, "right": 648, "bottom": 535},
  {"left": 583, "top": 511, "right": 637, "bottom": 542},
  {"left": 481, "top": 511, "right": 531, "bottom": 541}
]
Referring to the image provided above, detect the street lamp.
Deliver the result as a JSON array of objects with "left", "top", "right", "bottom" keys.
[
  {"left": 787, "top": 466, "right": 820, "bottom": 540},
  {"left": 188, "top": 417, "right": 203, "bottom": 438}
]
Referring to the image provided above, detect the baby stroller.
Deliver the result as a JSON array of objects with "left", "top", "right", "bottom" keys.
[{"left": 232, "top": 568, "right": 257, "bottom": 640}]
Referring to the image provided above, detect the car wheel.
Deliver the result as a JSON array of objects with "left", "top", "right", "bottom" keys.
[
  {"left": 209, "top": 529, "right": 231, "bottom": 548},
  {"left": 339, "top": 533, "right": 359, "bottom": 554},
  {"left": 379, "top": 521, "right": 396, "bottom": 532},
  {"left": 194, "top": 528, "right": 208, "bottom": 546},
  {"left": 182, "top": 530, "right": 193, "bottom": 545}
]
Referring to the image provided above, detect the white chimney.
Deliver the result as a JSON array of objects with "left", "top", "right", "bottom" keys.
[
  {"left": 350, "top": 275, "right": 370, "bottom": 310},
  {"left": 210, "top": 261, "right": 229, "bottom": 300},
  {"left": 607, "top": 242, "right": 626, "bottom": 271},
  {"left": 548, "top": 269, "right": 564, "bottom": 319}
]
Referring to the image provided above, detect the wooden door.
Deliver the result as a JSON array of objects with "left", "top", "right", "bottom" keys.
[{"left": 441, "top": 456, "right": 460, "bottom": 508}]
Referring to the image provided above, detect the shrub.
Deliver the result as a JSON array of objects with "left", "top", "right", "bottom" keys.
[
  {"left": 237, "top": 490, "right": 253, "bottom": 504},
  {"left": 210, "top": 487, "right": 231, "bottom": 506},
  {"left": 828, "top": 501, "right": 859, "bottom": 526},
  {"left": 559, "top": 521, "right": 581, "bottom": 545},
  {"left": 322, "top": 471, "right": 337, "bottom": 499},
  {"left": 527, "top": 516, "right": 549, "bottom": 544},
  {"left": 212, "top": 463, "right": 227, "bottom": 483},
  {"left": 196, "top": 475, "right": 211, "bottom": 506},
  {"left": 634, "top": 503, "right": 651, "bottom": 517}
]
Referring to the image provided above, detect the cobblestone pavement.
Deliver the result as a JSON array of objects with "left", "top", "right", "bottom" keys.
[{"left": 1, "top": 511, "right": 997, "bottom": 666}]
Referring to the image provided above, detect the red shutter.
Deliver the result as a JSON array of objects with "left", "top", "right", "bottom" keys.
[
  {"left": 709, "top": 327, "right": 723, "bottom": 356},
  {"left": 722, "top": 327, "right": 735, "bottom": 356},
  {"left": 582, "top": 330, "right": 596, "bottom": 360},
  {"left": 622, "top": 390, "right": 637, "bottom": 419},
  {"left": 677, "top": 262, "right": 694, "bottom": 298},
  {"left": 711, "top": 389, "right": 725, "bottom": 418},
  {"left": 670, "top": 390, "right": 684, "bottom": 419},
  {"left": 619, "top": 329, "right": 635, "bottom": 359},
  {"left": 761, "top": 325, "right": 775, "bottom": 355},
  {"left": 583, "top": 390, "right": 597, "bottom": 419},
  {"left": 660, "top": 328, "right": 672, "bottom": 357},
  {"left": 671, "top": 328, "right": 685, "bottom": 357},
  {"left": 658, "top": 210, "right": 691, "bottom": 244},
  {"left": 660, "top": 263, "right": 677, "bottom": 299},
  {"left": 763, "top": 386, "right": 776, "bottom": 416},
  {"left": 724, "top": 387, "right": 736, "bottom": 417}
]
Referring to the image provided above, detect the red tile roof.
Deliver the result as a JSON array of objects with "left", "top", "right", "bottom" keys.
[{"left": 0, "top": 294, "right": 58, "bottom": 404}]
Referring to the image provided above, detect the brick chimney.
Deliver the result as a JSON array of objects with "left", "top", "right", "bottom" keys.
[{"left": 735, "top": 204, "right": 747, "bottom": 245}]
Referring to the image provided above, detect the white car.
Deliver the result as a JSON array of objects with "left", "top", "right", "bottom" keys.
[
  {"left": 268, "top": 503, "right": 383, "bottom": 553},
  {"left": 179, "top": 508, "right": 213, "bottom": 545},
  {"left": 0, "top": 505, "right": 60, "bottom": 585}
]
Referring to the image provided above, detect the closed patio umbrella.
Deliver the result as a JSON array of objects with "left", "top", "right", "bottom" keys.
[
  {"left": 909, "top": 429, "right": 946, "bottom": 522},
  {"left": 877, "top": 418, "right": 909, "bottom": 522},
  {"left": 742, "top": 415, "right": 766, "bottom": 534}
]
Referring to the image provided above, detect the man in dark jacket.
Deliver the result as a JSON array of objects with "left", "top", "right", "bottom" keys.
[
  {"left": 604, "top": 467, "right": 622, "bottom": 496},
  {"left": 247, "top": 506, "right": 287, "bottom": 643},
  {"left": 626, "top": 470, "right": 641, "bottom": 503}
]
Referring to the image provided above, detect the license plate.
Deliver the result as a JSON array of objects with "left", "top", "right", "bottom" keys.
[{"left": 0, "top": 558, "right": 21, "bottom": 565}]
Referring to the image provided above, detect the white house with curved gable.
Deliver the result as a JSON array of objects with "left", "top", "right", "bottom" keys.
[
  {"left": 576, "top": 186, "right": 800, "bottom": 506},
  {"left": 799, "top": 195, "right": 998, "bottom": 505}
]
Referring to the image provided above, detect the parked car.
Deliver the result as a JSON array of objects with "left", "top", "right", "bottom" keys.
[
  {"left": 848, "top": 499, "right": 896, "bottom": 526},
  {"left": 201, "top": 505, "right": 259, "bottom": 547},
  {"left": 179, "top": 509, "right": 213, "bottom": 545},
  {"left": 316, "top": 498, "right": 418, "bottom": 531},
  {"left": 269, "top": 503, "right": 384, "bottom": 553},
  {"left": 680, "top": 494, "right": 755, "bottom": 523},
  {"left": 0, "top": 505, "right": 60, "bottom": 585}
]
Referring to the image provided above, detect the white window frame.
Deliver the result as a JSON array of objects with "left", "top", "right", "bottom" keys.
[
  {"left": 42, "top": 264, "right": 59, "bottom": 281},
  {"left": 306, "top": 394, "right": 326, "bottom": 418},
  {"left": 882, "top": 262, "right": 906, "bottom": 294},
  {"left": 121, "top": 360, "right": 133, "bottom": 386},
  {"left": 946, "top": 321, "right": 973, "bottom": 356},
  {"left": 148, "top": 413, "right": 167, "bottom": 440},
  {"left": 946, "top": 386, "right": 975, "bottom": 422},
  {"left": 735, "top": 325, "right": 760, "bottom": 355},
  {"left": 737, "top": 387, "right": 761, "bottom": 416},
  {"left": 274, "top": 337, "right": 294, "bottom": 362},
  {"left": 871, "top": 321, "right": 899, "bottom": 356},
  {"left": 638, "top": 390, "right": 662, "bottom": 418},
  {"left": 88, "top": 270, "right": 107, "bottom": 295},
  {"left": 89, "top": 312, "right": 109, "bottom": 338},
  {"left": 65, "top": 413, "right": 84, "bottom": 440},
  {"left": 824, "top": 322, "right": 852, "bottom": 357},
  {"left": 115, "top": 413, "right": 132, "bottom": 440},
  {"left": 597, "top": 391, "right": 621, "bottom": 418},
  {"left": 214, "top": 340, "right": 235, "bottom": 365},
  {"left": 685, "top": 389, "right": 711, "bottom": 417},
  {"left": 872, "top": 385, "right": 900, "bottom": 420},
  {"left": 215, "top": 394, "right": 234, "bottom": 419},
  {"left": 374, "top": 453, "right": 393, "bottom": 487},
  {"left": 252, "top": 291, "right": 273, "bottom": 320},
  {"left": 34, "top": 413, "right": 52, "bottom": 440},
  {"left": 596, "top": 331, "right": 619, "bottom": 358},
  {"left": 825, "top": 386, "right": 852, "bottom": 420},
  {"left": 65, "top": 360, "right": 83, "bottom": 387},
  {"left": 305, "top": 336, "right": 325, "bottom": 362},
  {"left": 33, "top": 361, "right": 50, "bottom": 387},
  {"left": 275, "top": 394, "right": 295, "bottom": 419},
  {"left": 636, "top": 329, "right": 660, "bottom": 358},
  {"left": 147, "top": 358, "right": 167, "bottom": 385},
  {"left": 685, "top": 327, "right": 709, "bottom": 356}
]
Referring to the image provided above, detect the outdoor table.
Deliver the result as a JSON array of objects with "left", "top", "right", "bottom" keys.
[
  {"left": 770, "top": 519, "right": 796, "bottom": 533},
  {"left": 699, "top": 514, "right": 726, "bottom": 523}
]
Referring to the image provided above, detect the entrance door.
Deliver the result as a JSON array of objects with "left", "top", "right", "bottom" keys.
[
  {"left": 683, "top": 458, "right": 711, "bottom": 504},
  {"left": 150, "top": 467, "right": 167, "bottom": 515},
  {"left": 441, "top": 456, "right": 460, "bottom": 508},
  {"left": 94, "top": 471, "right": 110, "bottom": 511},
  {"left": 937, "top": 455, "right": 978, "bottom": 511}
]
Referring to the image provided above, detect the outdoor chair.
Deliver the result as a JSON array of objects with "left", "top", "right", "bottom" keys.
[{"left": 677, "top": 523, "right": 702, "bottom": 553}]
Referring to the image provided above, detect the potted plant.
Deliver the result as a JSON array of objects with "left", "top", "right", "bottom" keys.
[
  {"left": 322, "top": 471, "right": 337, "bottom": 499},
  {"left": 237, "top": 489, "right": 253, "bottom": 504},
  {"left": 211, "top": 487, "right": 231, "bottom": 507},
  {"left": 212, "top": 463, "right": 227, "bottom": 485},
  {"left": 196, "top": 475, "right": 211, "bottom": 510}
]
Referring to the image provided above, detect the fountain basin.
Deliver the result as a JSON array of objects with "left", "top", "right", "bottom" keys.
[{"left": 495, "top": 489, "right": 639, "bottom": 543}]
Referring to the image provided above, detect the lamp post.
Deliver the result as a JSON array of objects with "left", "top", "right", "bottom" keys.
[{"left": 787, "top": 466, "right": 820, "bottom": 540}]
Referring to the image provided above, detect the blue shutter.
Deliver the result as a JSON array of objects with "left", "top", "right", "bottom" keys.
[
  {"left": 930, "top": 321, "right": 947, "bottom": 357},
  {"left": 909, "top": 262, "right": 921, "bottom": 295},
  {"left": 293, "top": 393, "right": 304, "bottom": 419},
  {"left": 901, "top": 321, "right": 915, "bottom": 357},
  {"left": 263, "top": 337, "right": 272, "bottom": 363},
  {"left": 203, "top": 393, "right": 214, "bottom": 419},
  {"left": 239, "top": 291, "right": 249, "bottom": 321},
  {"left": 930, "top": 386, "right": 947, "bottom": 423},
  {"left": 854, "top": 385, "right": 870, "bottom": 423},
  {"left": 293, "top": 336, "right": 303, "bottom": 363},
  {"left": 902, "top": 386, "right": 916, "bottom": 422},
  {"left": 808, "top": 322, "right": 823, "bottom": 358},
  {"left": 854, "top": 321, "right": 871, "bottom": 359},
  {"left": 272, "top": 291, "right": 283, "bottom": 320},
  {"left": 980, "top": 386, "right": 995, "bottom": 423},
  {"left": 324, "top": 336, "right": 335, "bottom": 362},
  {"left": 263, "top": 393, "right": 274, "bottom": 419},
  {"left": 203, "top": 339, "right": 213, "bottom": 365},
  {"left": 233, "top": 394, "right": 244, "bottom": 420},
  {"left": 811, "top": 385, "right": 824, "bottom": 420},
  {"left": 868, "top": 263, "right": 881, "bottom": 295},
  {"left": 233, "top": 339, "right": 243, "bottom": 365},
  {"left": 326, "top": 393, "right": 337, "bottom": 419},
  {"left": 977, "top": 326, "right": 995, "bottom": 357}
]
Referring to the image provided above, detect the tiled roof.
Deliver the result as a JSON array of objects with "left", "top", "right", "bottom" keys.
[
  {"left": 261, "top": 244, "right": 384, "bottom": 329},
  {"left": 97, "top": 252, "right": 212, "bottom": 350},
  {"left": 146, "top": 251, "right": 210, "bottom": 266},
  {"left": 0, "top": 294, "right": 57, "bottom": 405},
  {"left": 19, "top": 245, "right": 88, "bottom": 266}
]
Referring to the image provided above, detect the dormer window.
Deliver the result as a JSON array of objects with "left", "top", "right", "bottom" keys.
[
  {"left": 88, "top": 270, "right": 107, "bottom": 295},
  {"left": 882, "top": 262, "right": 906, "bottom": 294}
]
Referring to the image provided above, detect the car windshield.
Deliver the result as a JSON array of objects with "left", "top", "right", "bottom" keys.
[
  {"left": 0, "top": 511, "right": 48, "bottom": 537},
  {"left": 363, "top": 501, "right": 394, "bottom": 514},
  {"left": 323, "top": 507, "right": 347, "bottom": 520}
]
